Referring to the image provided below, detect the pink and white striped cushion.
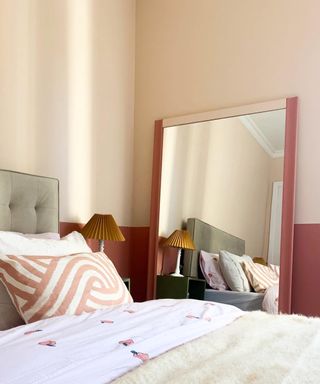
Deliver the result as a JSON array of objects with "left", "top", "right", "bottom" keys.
[
  {"left": 242, "top": 261, "right": 279, "bottom": 293},
  {"left": 0, "top": 252, "right": 132, "bottom": 323},
  {"left": 269, "top": 263, "right": 280, "bottom": 278}
]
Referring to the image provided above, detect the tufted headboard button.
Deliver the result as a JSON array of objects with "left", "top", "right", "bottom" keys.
[{"left": 0, "top": 169, "right": 59, "bottom": 233}]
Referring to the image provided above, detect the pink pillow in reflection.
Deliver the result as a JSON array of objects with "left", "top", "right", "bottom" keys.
[
  {"left": 269, "top": 264, "right": 280, "bottom": 278},
  {"left": 199, "top": 250, "right": 229, "bottom": 291}
]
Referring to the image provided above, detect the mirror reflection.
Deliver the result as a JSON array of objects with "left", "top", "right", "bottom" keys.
[{"left": 158, "top": 109, "right": 285, "bottom": 313}]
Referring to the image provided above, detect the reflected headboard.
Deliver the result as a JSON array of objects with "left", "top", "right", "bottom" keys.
[
  {"left": 183, "top": 218, "right": 245, "bottom": 278},
  {"left": 0, "top": 170, "right": 59, "bottom": 234}
]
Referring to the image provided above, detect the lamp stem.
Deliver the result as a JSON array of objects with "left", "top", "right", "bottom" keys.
[
  {"left": 99, "top": 239, "right": 104, "bottom": 252},
  {"left": 170, "top": 248, "right": 184, "bottom": 277}
]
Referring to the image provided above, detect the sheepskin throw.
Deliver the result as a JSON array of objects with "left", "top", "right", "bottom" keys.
[{"left": 115, "top": 311, "right": 320, "bottom": 384}]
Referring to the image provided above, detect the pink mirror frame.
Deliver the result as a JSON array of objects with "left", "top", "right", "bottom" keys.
[{"left": 147, "top": 97, "right": 298, "bottom": 314}]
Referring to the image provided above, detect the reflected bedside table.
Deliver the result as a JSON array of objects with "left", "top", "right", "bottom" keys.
[
  {"left": 156, "top": 275, "right": 205, "bottom": 300},
  {"left": 122, "top": 277, "right": 131, "bottom": 292}
]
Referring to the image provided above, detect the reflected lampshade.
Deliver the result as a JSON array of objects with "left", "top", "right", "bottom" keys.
[
  {"left": 162, "top": 230, "right": 195, "bottom": 250},
  {"left": 81, "top": 214, "right": 125, "bottom": 242}
]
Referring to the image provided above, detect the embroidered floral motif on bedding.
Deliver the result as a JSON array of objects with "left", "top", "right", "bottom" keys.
[
  {"left": 0, "top": 299, "right": 243, "bottom": 383},
  {"left": 119, "top": 339, "right": 134, "bottom": 346},
  {"left": 24, "top": 329, "right": 43, "bottom": 335},
  {"left": 131, "top": 350, "right": 149, "bottom": 362},
  {"left": 38, "top": 340, "right": 56, "bottom": 347}
]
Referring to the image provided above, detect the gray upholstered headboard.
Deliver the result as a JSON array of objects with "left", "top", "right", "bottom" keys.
[
  {"left": 183, "top": 218, "right": 245, "bottom": 278},
  {"left": 0, "top": 170, "right": 59, "bottom": 233}
]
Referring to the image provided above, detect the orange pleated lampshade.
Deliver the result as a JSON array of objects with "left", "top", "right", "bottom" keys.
[
  {"left": 81, "top": 214, "right": 125, "bottom": 242},
  {"left": 162, "top": 229, "right": 195, "bottom": 250}
]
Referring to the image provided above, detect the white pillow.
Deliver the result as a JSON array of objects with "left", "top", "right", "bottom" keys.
[
  {"left": 219, "top": 250, "right": 251, "bottom": 292},
  {"left": 0, "top": 231, "right": 91, "bottom": 256},
  {"left": 0, "top": 231, "right": 60, "bottom": 240},
  {"left": 22, "top": 232, "right": 60, "bottom": 240}
]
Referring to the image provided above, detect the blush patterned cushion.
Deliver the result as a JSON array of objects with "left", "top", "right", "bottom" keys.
[
  {"left": 199, "top": 250, "right": 229, "bottom": 290},
  {"left": 0, "top": 252, "right": 133, "bottom": 323},
  {"left": 242, "top": 261, "right": 279, "bottom": 293}
]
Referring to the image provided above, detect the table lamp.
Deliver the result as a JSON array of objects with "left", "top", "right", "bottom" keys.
[
  {"left": 81, "top": 214, "right": 125, "bottom": 252},
  {"left": 162, "top": 229, "right": 195, "bottom": 277}
]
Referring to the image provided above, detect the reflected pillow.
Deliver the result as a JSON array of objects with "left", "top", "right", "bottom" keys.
[
  {"left": 262, "top": 284, "right": 279, "bottom": 314},
  {"left": 243, "top": 261, "right": 279, "bottom": 293},
  {"left": 269, "top": 263, "right": 280, "bottom": 278},
  {"left": 199, "top": 250, "right": 229, "bottom": 290},
  {"left": 219, "top": 251, "right": 251, "bottom": 292}
]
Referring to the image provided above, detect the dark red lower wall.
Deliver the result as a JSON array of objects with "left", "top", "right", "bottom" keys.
[
  {"left": 292, "top": 224, "right": 320, "bottom": 316},
  {"left": 130, "top": 227, "right": 150, "bottom": 302},
  {"left": 60, "top": 222, "right": 149, "bottom": 302}
]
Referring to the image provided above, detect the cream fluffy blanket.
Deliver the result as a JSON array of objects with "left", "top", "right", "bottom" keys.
[{"left": 115, "top": 311, "right": 320, "bottom": 384}]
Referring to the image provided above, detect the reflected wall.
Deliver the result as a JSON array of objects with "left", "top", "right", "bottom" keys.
[{"left": 160, "top": 111, "right": 284, "bottom": 262}]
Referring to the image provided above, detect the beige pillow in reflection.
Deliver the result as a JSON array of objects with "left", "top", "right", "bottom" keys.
[{"left": 243, "top": 261, "right": 279, "bottom": 293}]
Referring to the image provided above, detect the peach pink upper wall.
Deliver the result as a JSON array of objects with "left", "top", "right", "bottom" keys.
[
  {"left": 133, "top": 0, "right": 320, "bottom": 226},
  {"left": 0, "top": 0, "right": 135, "bottom": 226}
]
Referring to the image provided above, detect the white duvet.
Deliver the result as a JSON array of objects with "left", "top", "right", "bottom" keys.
[{"left": 0, "top": 299, "right": 242, "bottom": 384}]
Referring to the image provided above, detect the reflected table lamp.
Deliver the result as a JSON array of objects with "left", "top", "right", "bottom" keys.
[
  {"left": 162, "top": 229, "right": 196, "bottom": 277},
  {"left": 81, "top": 214, "right": 125, "bottom": 252}
]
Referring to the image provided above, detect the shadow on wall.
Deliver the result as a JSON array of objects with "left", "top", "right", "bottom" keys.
[
  {"left": 1, "top": 1, "right": 134, "bottom": 226},
  {"left": 26, "top": 0, "right": 92, "bottom": 222},
  {"left": 160, "top": 123, "right": 211, "bottom": 238}
]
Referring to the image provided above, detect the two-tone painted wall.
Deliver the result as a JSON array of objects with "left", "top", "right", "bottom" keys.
[
  {"left": 134, "top": 0, "right": 320, "bottom": 315},
  {"left": 2, "top": 1, "right": 320, "bottom": 313},
  {"left": 0, "top": 0, "right": 149, "bottom": 301}
]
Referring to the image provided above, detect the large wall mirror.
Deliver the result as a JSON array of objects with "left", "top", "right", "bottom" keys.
[{"left": 148, "top": 98, "right": 298, "bottom": 314}]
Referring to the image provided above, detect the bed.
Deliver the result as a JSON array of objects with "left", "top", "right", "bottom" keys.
[
  {"left": 0, "top": 170, "right": 320, "bottom": 384},
  {"left": 183, "top": 218, "right": 265, "bottom": 311}
]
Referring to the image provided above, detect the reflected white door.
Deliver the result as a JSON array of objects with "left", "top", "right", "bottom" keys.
[{"left": 268, "top": 181, "right": 283, "bottom": 265}]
